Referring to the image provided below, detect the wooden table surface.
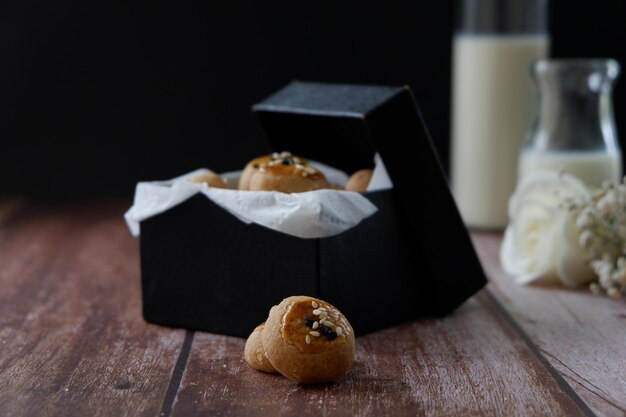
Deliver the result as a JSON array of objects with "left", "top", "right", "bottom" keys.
[{"left": 0, "top": 200, "right": 625, "bottom": 417}]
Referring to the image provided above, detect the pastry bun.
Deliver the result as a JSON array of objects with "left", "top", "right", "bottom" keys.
[
  {"left": 239, "top": 152, "right": 331, "bottom": 193},
  {"left": 244, "top": 323, "right": 277, "bottom": 373},
  {"left": 262, "top": 296, "right": 356, "bottom": 384},
  {"left": 188, "top": 172, "right": 228, "bottom": 189},
  {"left": 345, "top": 169, "right": 373, "bottom": 193}
]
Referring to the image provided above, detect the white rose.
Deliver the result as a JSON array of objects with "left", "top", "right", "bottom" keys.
[{"left": 500, "top": 170, "right": 595, "bottom": 287}]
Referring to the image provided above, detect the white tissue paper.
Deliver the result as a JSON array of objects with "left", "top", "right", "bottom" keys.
[{"left": 124, "top": 154, "right": 393, "bottom": 239}]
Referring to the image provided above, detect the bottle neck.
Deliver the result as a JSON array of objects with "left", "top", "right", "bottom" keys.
[
  {"left": 529, "top": 60, "right": 620, "bottom": 153},
  {"left": 457, "top": 0, "right": 548, "bottom": 35}
]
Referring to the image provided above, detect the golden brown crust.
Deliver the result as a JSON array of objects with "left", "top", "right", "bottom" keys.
[
  {"left": 262, "top": 296, "right": 356, "bottom": 384},
  {"left": 188, "top": 172, "right": 228, "bottom": 189},
  {"left": 244, "top": 323, "right": 277, "bottom": 373},
  {"left": 248, "top": 173, "right": 330, "bottom": 193},
  {"left": 239, "top": 152, "right": 331, "bottom": 193},
  {"left": 239, "top": 156, "right": 271, "bottom": 190},
  {"left": 345, "top": 169, "right": 373, "bottom": 193}
]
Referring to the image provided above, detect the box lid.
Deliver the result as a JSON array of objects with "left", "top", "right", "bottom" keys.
[{"left": 252, "top": 81, "right": 485, "bottom": 315}]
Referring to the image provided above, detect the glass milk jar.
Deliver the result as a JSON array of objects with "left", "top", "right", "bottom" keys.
[
  {"left": 519, "top": 59, "right": 622, "bottom": 186},
  {"left": 450, "top": 0, "right": 549, "bottom": 229}
]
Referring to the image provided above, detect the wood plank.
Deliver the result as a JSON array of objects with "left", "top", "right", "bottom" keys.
[
  {"left": 170, "top": 292, "right": 591, "bottom": 417},
  {"left": 0, "top": 198, "right": 24, "bottom": 226},
  {"left": 473, "top": 232, "right": 626, "bottom": 417},
  {"left": 0, "top": 200, "right": 185, "bottom": 416}
]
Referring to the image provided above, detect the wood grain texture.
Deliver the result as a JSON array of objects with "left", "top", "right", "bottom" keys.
[
  {"left": 0, "top": 200, "right": 186, "bottom": 417},
  {"left": 169, "top": 292, "right": 590, "bottom": 417},
  {"left": 0, "top": 200, "right": 613, "bottom": 417},
  {"left": 0, "top": 198, "right": 24, "bottom": 226},
  {"left": 473, "top": 232, "right": 626, "bottom": 417}
]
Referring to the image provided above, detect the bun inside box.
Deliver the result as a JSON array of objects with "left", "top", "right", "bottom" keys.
[{"left": 138, "top": 81, "right": 486, "bottom": 337}]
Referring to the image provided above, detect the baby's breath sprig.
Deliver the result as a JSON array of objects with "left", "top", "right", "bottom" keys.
[{"left": 570, "top": 179, "right": 626, "bottom": 298}]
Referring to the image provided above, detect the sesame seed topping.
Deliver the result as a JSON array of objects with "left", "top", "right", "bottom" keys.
[
  {"left": 311, "top": 301, "right": 318, "bottom": 308},
  {"left": 312, "top": 309, "right": 322, "bottom": 316},
  {"left": 305, "top": 335, "right": 312, "bottom": 344},
  {"left": 309, "top": 331, "right": 320, "bottom": 337},
  {"left": 312, "top": 321, "right": 319, "bottom": 329},
  {"left": 322, "top": 320, "right": 333, "bottom": 327},
  {"left": 319, "top": 312, "right": 328, "bottom": 320},
  {"left": 335, "top": 327, "right": 343, "bottom": 336}
]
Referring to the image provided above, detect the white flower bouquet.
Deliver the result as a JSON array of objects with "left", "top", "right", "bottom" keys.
[{"left": 501, "top": 170, "right": 626, "bottom": 297}]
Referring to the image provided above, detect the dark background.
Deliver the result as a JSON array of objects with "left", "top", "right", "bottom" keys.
[{"left": 0, "top": 0, "right": 624, "bottom": 196}]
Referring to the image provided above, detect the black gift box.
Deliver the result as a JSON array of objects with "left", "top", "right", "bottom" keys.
[{"left": 139, "top": 81, "right": 486, "bottom": 337}]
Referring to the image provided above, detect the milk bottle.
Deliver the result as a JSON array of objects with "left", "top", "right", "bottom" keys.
[
  {"left": 519, "top": 59, "right": 622, "bottom": 187},
  {"left": 450, "top": 0, "right": 549, "bottom": 229}
]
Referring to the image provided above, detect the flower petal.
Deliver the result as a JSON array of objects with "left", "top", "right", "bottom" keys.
[
  {"left": 501, "top": 169, "right": 591, "bottom": 286},
  {"left": 556, "top": 214, "right": 595, "bottom": 288},
  {"left": 508, "top": 170, "right": 590, "bottom": 220}
]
